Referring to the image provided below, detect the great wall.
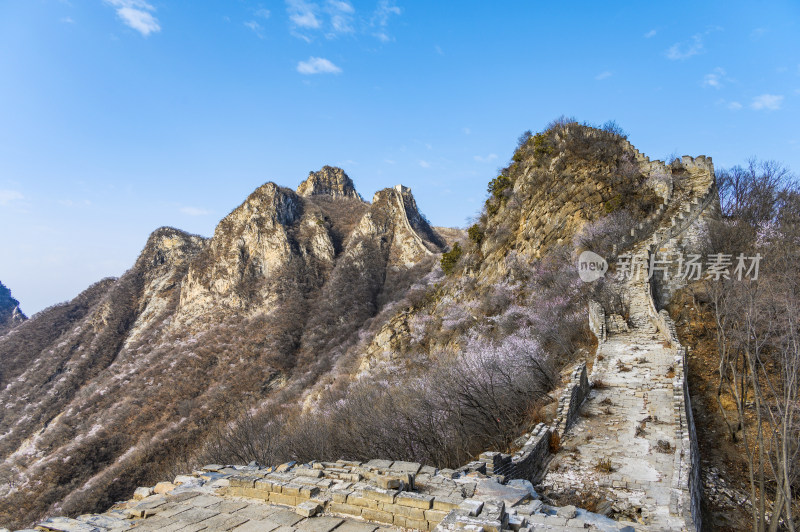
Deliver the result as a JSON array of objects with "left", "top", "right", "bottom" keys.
[{"left": 9, "top": 146, "right": 717, "bottom": 532}]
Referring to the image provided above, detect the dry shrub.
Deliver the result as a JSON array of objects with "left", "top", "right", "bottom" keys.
[
  {"left": 595, "top": 457, "right": 614, "bottom": 473},
  {"left": 549, "top": 431, "right": 562, "bottom": 453}
]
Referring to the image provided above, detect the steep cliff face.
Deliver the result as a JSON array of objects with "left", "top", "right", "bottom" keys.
[
  {"left": 0, "top": 167, "right": 446, "bottom": 529},
  {"left": 0, "top": 281, "right": 26, "bottom": 335}
]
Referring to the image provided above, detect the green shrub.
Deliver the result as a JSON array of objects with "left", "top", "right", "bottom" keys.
[
  {"left": 440, "top": 243, "right": 463, "bottom": 275},
  {"left": 487, "top": 175, "right": 512, "bottom": 198},
  {"left": 467, "top": 224, "right": 484, "bottom": 245},
  {"left": 533, "top": 133, "right": 554, "bottom": 158}
]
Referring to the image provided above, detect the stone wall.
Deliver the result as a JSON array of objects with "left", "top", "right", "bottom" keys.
[
  {"left": 468, "top": 362, "right": 590, "bottom": 486},
  {"left": 553, "top": 363, "right": 590, "bottom": 436}
]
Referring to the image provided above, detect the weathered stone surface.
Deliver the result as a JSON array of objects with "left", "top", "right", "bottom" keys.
[
  {"left": 296, "top": 501, "right": 322, "bottom": 517},
  {"left": 133, "top": 486, "right": 154, "bottom": 500}
]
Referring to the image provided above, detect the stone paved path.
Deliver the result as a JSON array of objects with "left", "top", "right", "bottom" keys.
[
  {"left": 36, "top": 490, "right": 403, "bottom": 532},
  {"left": 541, "top": 255, "right": 685, "bottom": 531}
]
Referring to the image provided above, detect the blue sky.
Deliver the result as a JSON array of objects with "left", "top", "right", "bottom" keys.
[{"left": 1, "top": 1, "right": 799, "bottom": 314}]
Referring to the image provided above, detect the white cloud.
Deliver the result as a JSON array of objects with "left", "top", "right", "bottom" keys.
[
  {"left": 0, "top": 190, "right": 23, "bottom": 205},
  {"left": 61, "top": 16, "right": 75, "bottom": 24},
  {"left": 644, "top": 29, "right": 657, "bottom": 38},
  {"left": 666, "top": 34, "right": 704, "bottom": 60},
  {"left": 751, "top": 94, "right": 784, "bottom": 111},
  {"left": 255, "top": 8, "right": 271, "bottom": 19},
  {"left": 435, "top": 45, "right": 444, "bottom": 55},
  {"left": 727, "top": 101, "right": 743, "bottom": 110},
  {"left": 418, "top": 160, "right": 430, "bottom": 168},
  {"left": 180, "top": 206, "right": 210, "bottom": 216},
  {"left": 371, "top": 0, "right": 401, "bottom": 41},
  {"left": 595, "top": 71, "right": 612, "bottom": 80},
  {"left": 474, "top": 154, "right": 498, "bottom": 163},
  {"left": 104, "top": 0, "right": 161, "bottom": 36},
  {"left": 750, "top": 27, "right": 767, "bottom": 40},
  {"left": 286, "top": 0, "right": 320, "bottom": 29},
  {"left": 462, "top": 127, "right": 471, "bottom": 135},
  {"left": 297, "top": 56, "right": 342, "bottom": 74},
  {"left": 702, "top": 67, "right": 727, "bottom": 89},
  {"left": 326, "top": 0, "right": 355, "bottom": 35},
  {"left": 244, "top": 20, "right": 264, "bottom": 38}
]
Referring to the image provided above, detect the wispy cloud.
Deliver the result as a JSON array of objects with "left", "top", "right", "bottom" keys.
[
  {"left": 61, "top": 16, "right": 75, "bottom": 24},
  {"left": 0, "top": 190, "right": 23, "bottom": 205},
  {"left": 595, "top": 71, "right": 612, "bottom": 80},
  {"left": 326, "top": 0, "right": 354, "bottom": 35},
  {"left": 644, "top": 29, "right": 657, "bottom": 38},
  {"left": 371, "top": 0, "right": 401, "bottom": 42},
  {"left": 751, "top": 94, "right": 784, "bottom": 111},
  {"left": 418, "top": 160, "right": 430, "bottom": 168},
  {"left": 750, "top": 27, "right": 767, "bottom": 40},
  {"left": 297, "top": 56, "right": 342, "bottom": 74},
  {"left": 287, "top": 0, "right": 320, "bottom": 30},
  {"left": 728, "top": 101, "right": 743, "bottom": 110},
  {"left": 473, "top": 154, "right": 498, "bottom": 163},
  {"left": 462, "top": 127, "right": 471, "bottom": 135},
  {"left": 180, "top": 206, "right": 210, "bottom": 216},
  {"left": 666, "top": 33, "right": 704, "bottom": 60},
  {"left": 104, "top": 0, "right": 161, "bottom": 36},
  {"left": 244, "top": 20, "right": 264, "bottom": 38},
  {"left": 702, "top": 67, "right": 728, "bottom": 89}
]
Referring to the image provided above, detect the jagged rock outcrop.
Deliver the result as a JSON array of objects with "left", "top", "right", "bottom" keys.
[
  {"left": 0, "top": 281, "right": 26, "bottom": 334},
  {"left": 0, "top": 168, "right": 445, "bottom": 530},
  {"left": 297, "top": 166, "right": 363, "bottom": 201}
]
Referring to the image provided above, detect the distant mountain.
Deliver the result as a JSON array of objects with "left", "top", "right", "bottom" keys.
[
  {"left": 0, "top": 167, "right": 447, "bottom": 528},
  {"left": 0, "top": 281, "right": 26, "bottom": 335}
]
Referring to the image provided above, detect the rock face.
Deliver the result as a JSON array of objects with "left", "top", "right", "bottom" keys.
[
  {"left": 0, "top": 281, "right": 26, "bottom": 335},
  {"left": 297, "top": 166, "right": 363, "bottom": 201},
  {"left": 0, "top": 167, "right": 446, "bottom": 529}
]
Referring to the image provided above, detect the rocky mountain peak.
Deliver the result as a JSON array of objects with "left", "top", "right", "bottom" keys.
[
  {"left": 297, "top": 166, "right": 363, "bottom": 201},
  {"left": 0, "top": 280, "right": 26, "bottom": 334}
]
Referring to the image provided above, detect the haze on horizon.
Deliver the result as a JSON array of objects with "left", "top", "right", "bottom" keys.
[{"left": 1, "top": 0, "right": 798, "bottom": 315}]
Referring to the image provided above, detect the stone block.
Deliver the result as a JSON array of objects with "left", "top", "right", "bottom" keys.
[
  {"left": 295, "top": 468, "right": 324, "bottom": 478},
  {"left": 375, "top": 476, "right": 402, "bottom": 490},
  {"left": 153, "top": 481, "right": 177, "bottom": 494},
  {"left": 389, "top": 461, "right": 422, "bottom": 475},
  {"left": 458, "top": 499, "right": 484, "bottom": 517},
  {"left": 133, "top": 486, "right": 153, "bottom": 500},
  {"left": 270, "top": 493, "right": 297, "bottom": 506},
  {"left": 383, "top": 503, "right": 426, "bottom": 520},
  {"left": 365, "top": 459, "right": 394, "bottom": 470},
  {"left": 282, "top": 483, "right": 303, "bottom": 496},
  {"left": 255, "top": 479, "right": 275, "bottom": 492},
  {"left": 361, "top": 508, "right": 395, "bottom": 524},
  {"left": 331, "top": 489, "right": 352, "bottom": 503},
  {"left": 556, "top": 505, "right": 577, "bottom": 519},
  {"left": 393, "top": 515, "right": 428, "bottom": 531},
  {"left": 424, "top": 509, "right": 449, "bottom": 524},
  {"left": 299, "top": 485, "right": 320, "bottom": 498},
  {"left": 296, "top": 501, "right": 322, "bottom": 517},
  {"left": 363, "top": 486, "right": 398, "bottom": 504},
  {"left": 347, "top": 493, "right": 379, "bottom": 509},
  {"left": 432, "top": 496, "right": 462, "bottom": 511},
  {"left": 296, "top": 517, "right": 344, "bottom": 532},
  {"left": 329, "top": 502, "right": 363, "bottom": 517},
  {"left": 396, "top": 492, "right": 433, "bottom": 509}
]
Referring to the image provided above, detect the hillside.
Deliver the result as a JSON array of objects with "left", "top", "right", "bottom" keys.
[{"left": 0, "top": 122, "right": 716, "bottom": 530}]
